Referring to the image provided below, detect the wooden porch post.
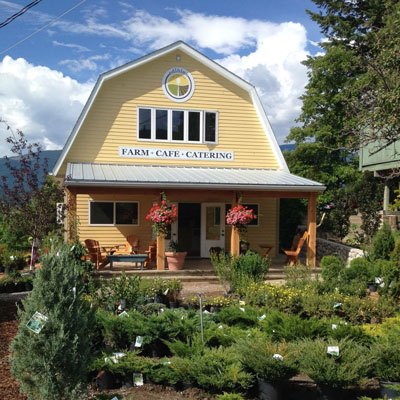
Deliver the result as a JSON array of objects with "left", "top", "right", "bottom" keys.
[
  {"left": 230, "top": 192, "right": 240, "bottom": 256},
  {"left": 307, "top": 192, "right": 317, "bottom": 268},
  {"left": 156, "top": 235, "right": 165, "bottom": 270},
  {"left": 65, "top": 187, "right": 76, "bottom": 242}
]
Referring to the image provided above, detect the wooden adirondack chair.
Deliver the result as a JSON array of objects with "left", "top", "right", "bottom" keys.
[
  {"left": 118, "top": 234, "right": 140, "bottom": 254},
  {"left": 283, "top": 230, "right": 308, "bottom": 266},
  {"left": 144, "top": 240, "right": 156, "bottom": 268},
  {"left": 84, "top": 239, "right": 110, "bottom": 270}
]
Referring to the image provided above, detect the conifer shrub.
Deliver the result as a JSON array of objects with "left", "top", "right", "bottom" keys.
[
  {"left": 214, "top": 305, "right": 259, "bottom": 329},
  {"left": 371, "top": 335, "right": 400, "bottom": 382},
  {"left": 217, "top": 393, "right": 246, "bottom": 400},
  {"left": 290, "top": 338, "right": 372, "bottom": 388},
  {"left": 234, "top": 336, "right": 297, "bottom": 383},
  {"left": 371, "top": 223, "right": 395, "bottom": 261},
  {"left": 212, "top": 251, "right": 269, "bottom": 295},
  {"left": 259, "top": 309, "right": 327, "bottom": 342},
  {"left": 172, "top": 346, "right": 253, "bottom": 393},
  {"left": 376, "top": 259, "right": 400, "bottom": 298},
  {"left": 10, "top": 242, "right": 95, "bottom": 400},
  {"left": 321, "top": 255, "right": 345, "bottom": 292},
  {"left": 390, "top": 239, "right": 400, "bottom": 266}
]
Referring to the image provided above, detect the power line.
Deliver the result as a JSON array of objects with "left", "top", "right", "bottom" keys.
[
  {"left": 0, "top": 0, "right": 89, "bottom": 55},
  {"left": 0, "top": 0, "right": 42, "bottom": 29}
]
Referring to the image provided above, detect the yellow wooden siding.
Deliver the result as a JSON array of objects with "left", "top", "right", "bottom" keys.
[
  {"left": 77, "top": 191, "right": 277, "bottom": 257},
  {"left": 58, "top": 50, "right": 279, "bottom": 176}
]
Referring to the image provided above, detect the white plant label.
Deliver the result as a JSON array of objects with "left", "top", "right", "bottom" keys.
[
  {"left": 273, "top": 354, "right": 284, "bottom": 361},
  {"left": 135, "top": 336, "right": 143, "bottom": 348},
  {"left": 133, "top": 373, "right": 144, "bottom": 386},
  {"left": 327, "top": 346, "right": 340, "bottom": 356}
]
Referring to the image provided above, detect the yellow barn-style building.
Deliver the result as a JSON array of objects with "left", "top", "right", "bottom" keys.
[{"left": 52, "top": 41, "right": 325, "bottom": 268}]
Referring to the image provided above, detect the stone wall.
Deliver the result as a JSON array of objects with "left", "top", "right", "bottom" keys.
[{"left": 316, "top": 238, "right": 364, "bottom": 266}]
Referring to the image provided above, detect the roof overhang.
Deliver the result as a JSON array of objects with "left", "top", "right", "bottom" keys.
[
  {"left": 52, "top": 41, "right": 288, "bottom": 176},
  {"left": 65, "top": 163, "right": 326, "bottom": 193}
]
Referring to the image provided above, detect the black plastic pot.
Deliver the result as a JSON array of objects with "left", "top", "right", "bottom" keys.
[
  {"left": 368, "top": 284, "right": 378, "bottom": 292},
  {"left": 380, "top": 381, "right": 400, "bottom": 398},
  {"left": 25, "top": 282, "right": 33, "bottom": 291},
  {"left": 257, "top": 378, "right": 281, "bottom": 400}
]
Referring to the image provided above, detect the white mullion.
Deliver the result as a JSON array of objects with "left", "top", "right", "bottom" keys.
[
  {"left": 184, "top": 110, "right": 188, "bottom": 142},
  {"left": 200, "top": 111, "right": 204, "bottom": 143},
  {"left": 151, "top": 108, "right": 155, "bottom": 140},
  {"left": 168, "top": 109, "right": 172, "bottom": 141}
]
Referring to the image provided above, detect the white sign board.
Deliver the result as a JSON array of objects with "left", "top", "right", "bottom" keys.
[{"left": 119, "top": 147, "right": 234, "bottom": 162}]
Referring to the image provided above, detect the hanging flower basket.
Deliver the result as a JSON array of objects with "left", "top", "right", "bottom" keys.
[
  {"left": 226, "top": 204, "right": 257, "bottom": 238},
  {"left": 146, "top": 193, "right": 177, "bottom": 237}
]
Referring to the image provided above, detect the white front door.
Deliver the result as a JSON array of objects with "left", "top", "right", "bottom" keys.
[{"left": 200, "top": 203, "right": 225, "bottom": 258}]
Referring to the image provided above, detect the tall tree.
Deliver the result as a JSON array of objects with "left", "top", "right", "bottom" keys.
[{"left": 0, "top": 118, "right": 65, "bottom": 267}]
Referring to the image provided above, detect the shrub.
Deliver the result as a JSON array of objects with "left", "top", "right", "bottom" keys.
[
  {"left": 290, "top": 338, "right": 372, "bottom": 388},
  {"left": 172, "top": 346, "right": 253, "bottom": 393},
  {"left": 371, "top": 223, "right": 395, "bottom": 261},
  {"left": 370, "top": 335, "right": 400, "bottom": 382},
  {"left": 214, "top": 305, "right": 259, "bottom": 329},
  {"left": 284, "top": 263, "right": 314, "bottom": 289},
  {"left": 212, "top": 251, "right": 269, "bottom": 296},
  {"left": 235, "top": 336, "right": 297, "bottom": 383},
  {"left": 390, "top": 239, "right": 400, "bottom": 266},
  {"left": 321, "top": 256, "right": 345, "bottom": 292},
  {"left": 217, "top": 394, "right": 246, "bottom": 400},
  {"left": 376, "top": 259, "right": 400, "bottom": 298},
  {"left": 259, "top": 309, "right": 327, "bottom": 342},
  {"left": 10, "top": 243, "right": 95, "bottom": 400}
]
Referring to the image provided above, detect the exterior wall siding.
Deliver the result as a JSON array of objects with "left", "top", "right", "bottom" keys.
[
  {"left": 76, "top": 189, "right": 278, "bottom": 257},
  {"left": 58, "top": 50, "right": 279, "bottom": 176}
]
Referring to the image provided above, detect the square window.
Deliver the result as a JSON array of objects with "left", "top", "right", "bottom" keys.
[
  {"left": 90, "top": 202, "right": 113, "bottom": 224},
  {"left": 138, "top": 108, "right": 151, "bottom": 139},
  {"left": 205, "top": 112, "right": 216, "bottom": 142},
  {"left": 188, "top": 111, "right": 200, "bottom": 141},
  {"left": 116, "top": 203, "right": 138, "bottom": 225},
  {"left": 155, "top": 110, "right": 168, "bottom": 140}
]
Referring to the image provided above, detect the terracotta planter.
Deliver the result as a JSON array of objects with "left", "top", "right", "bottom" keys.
[{"left": 165, "top": 252, "right": 187, "bottom": 270}]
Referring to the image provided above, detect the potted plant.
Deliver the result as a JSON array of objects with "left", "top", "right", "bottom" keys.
[{"left": 165, "top": 241, "right": 187, "bottom": 271}]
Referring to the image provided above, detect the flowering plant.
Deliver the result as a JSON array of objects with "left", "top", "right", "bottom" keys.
[
  {"left": 226, "top": 204, "right": 257, "bottom": 236},
  {"left": 146, "top": 193, "right": 177, "bottom": 237}
]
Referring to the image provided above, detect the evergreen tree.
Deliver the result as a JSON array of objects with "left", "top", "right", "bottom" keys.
[{"left": 10, "top": 241, "right": 95, "bottom": 400}]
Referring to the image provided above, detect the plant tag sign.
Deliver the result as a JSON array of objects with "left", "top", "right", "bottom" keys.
[
  {"left": 331, "top": 324, "right": 337, "bottom": 330},
  {"left": 111, "top": 397, "right": 119, "bottom": 400},
  {"left": 258, "top": 314, "right": 266, "bottom": 320},
  {"left": 133, "top": 373, "right": 144, "bottom": 386},
  {"left": 333, "top": 302, "right": 342, "bottom": 308},
  {"left": 135, "top": 336, "right": 143, "bottom": 348},
  {"left": 218, "top": 325, "right": 223, "bottom": 329},
  {"left": 239, "top": 307, "right": 245, "bottom": 312},
  {"left": 118, "top": 311, "right": 129, "bottom": 318},
  {"left": 27, "top": 312, "right": 48, "bottom": 334},
  {"left": 273, "top": 353, "right": 284, "bottom": 361},
  {"left": 327, "top": 346, "right": 339, "bottom": 356}
]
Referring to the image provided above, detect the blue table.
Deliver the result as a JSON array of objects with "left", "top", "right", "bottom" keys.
[{"left": 106, "top": 254, "right": 149, "bottom": 270}]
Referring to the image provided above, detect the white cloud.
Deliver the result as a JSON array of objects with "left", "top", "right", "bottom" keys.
[
  {"left": 121, "top": 10, "right": 310, "bottom": 142},
  {"left": 52, "top": 40, "right": 90, "bottom": 52},
  {"left": 0, "top": 56, "right": 92, "bottom": 155},
  {"left": 59, "top": 54, "right": 110, "bottom": 73}
]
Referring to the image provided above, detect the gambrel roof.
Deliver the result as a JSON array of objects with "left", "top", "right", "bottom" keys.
[{"left": 52, "top": 41, "right": 288, "bottom": 176}]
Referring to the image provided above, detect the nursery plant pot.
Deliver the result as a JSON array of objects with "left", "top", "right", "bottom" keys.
[
  {"left": 169, "top": 301, "right": 177, "bottom": 309},
  {"left": 380, "top": 381, "right": 400, "bottom": 398},
  {"left": 165, "top": 251, "right": 187, "bottom": 270},
  {"left": 24, "top": 282, "right": 33, "bottom": 291},
  {"left": 318, "top": 385, "right": 345, "bottom": 400},
  {"left": 257, "top": 378, "right": 281, "bottom": 400},
  {"left": 368, "top": 284, "right": 378, "bottom": 292}
]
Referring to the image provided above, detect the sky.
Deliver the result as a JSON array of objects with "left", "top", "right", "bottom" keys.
[{"left": 0, "top": 0, "right": 324, "bottom": 156}]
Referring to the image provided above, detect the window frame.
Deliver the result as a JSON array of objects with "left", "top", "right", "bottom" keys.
[
  {"left": 88, "top": 200, "right": 140, "bottom": 226},
  {"left": 137, "top": 106, "right": 218, "bottom": 144}
]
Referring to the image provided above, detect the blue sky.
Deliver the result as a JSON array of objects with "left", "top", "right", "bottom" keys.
[{"left": 0, "top": 0, "right": 324, "bottom": 155}]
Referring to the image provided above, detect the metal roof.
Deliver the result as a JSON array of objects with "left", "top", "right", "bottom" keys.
[{"left": 65, "top": 163, "right": 325, "bottom": 192}]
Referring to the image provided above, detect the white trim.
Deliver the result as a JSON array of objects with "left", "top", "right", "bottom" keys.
[
  {"left": 201, "top": 202, "right": 225, "bottom": 258},
  {"left": 53, "top": 41, "right": 286, "bottom": 175},
  {"left": 88, "top": 200, "right": 140, "bottom": 226},
  {"left": 162, "top": 67, "right": 195, "bottom": 102},
  {"left": 137, "top": 106, "right": 218, "bottom": 144}
]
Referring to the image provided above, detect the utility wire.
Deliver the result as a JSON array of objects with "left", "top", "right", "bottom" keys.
[
  {"left": 0, "top": 0, "right": 89, "bottom": 55},
  {"left": 0, "top": 0, "right": 42, "bottom": 29}
]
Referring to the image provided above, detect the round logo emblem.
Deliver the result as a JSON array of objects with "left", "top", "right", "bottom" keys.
[{"left": 162, "top": 67, "right": 195, "bottom": 102}]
